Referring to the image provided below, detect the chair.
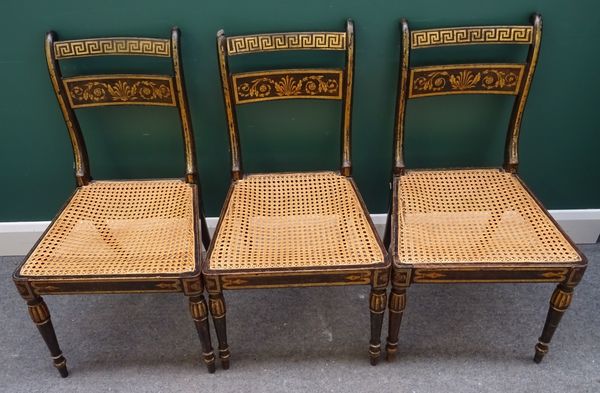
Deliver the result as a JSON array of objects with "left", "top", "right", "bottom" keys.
[
  {"left": 385, "top": 14, "right": 587, "bottom": 363},
  {"left": 207, "top": 19, "right": 389, "bottom": 368},
  {"left": 13, "top": 28, "right": 217, "bottom": 376}
]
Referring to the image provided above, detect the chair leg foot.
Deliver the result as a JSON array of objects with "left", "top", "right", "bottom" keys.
[
  {"left": 220, "top": 348, "right": 230, "bottom": 370},
  {"left": 209, "top": 292, "right": 230, "bottom": 370},
  {"left": 386, "top": 287, "right": 406, "bottom": 362},
  {"left": 27, "top": 297, "right": 68, "bottom": 378},
  {"left": 533, "top": 283, "right": 575, "bottom": 364},
  {"left": 369, "top": 288, "right": 386, "bottom": 366},
  {"left": 533, "top": 342, "right": 548, "bottom": 364},
  {"left": 205, "top": 358, "right": 216, "bottom": 374},
  {"left": 54, "top": 357, "right": 69, "bottom": 378},
  {"left": 385, "top": 341, "right": 398, "bottom": 362},
  {"left": 188, "top": 295, "right": 216, "bottom": 373}
]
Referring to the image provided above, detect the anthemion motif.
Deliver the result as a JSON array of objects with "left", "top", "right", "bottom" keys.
[
  {"left": 64, "top": 76, "right": 175, "bottom": 107},
  {"left": 233, "top": 71, "right": 342, "bottom": 103},
  {"left": 409, "top": 65, "right": 525, "bottom": 97}
]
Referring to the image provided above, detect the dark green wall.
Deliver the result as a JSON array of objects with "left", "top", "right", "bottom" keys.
[{"left": 1, "top": 0, "right": 599, "bottom": 221}]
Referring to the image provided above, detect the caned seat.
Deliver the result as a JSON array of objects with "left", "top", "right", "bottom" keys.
[
  {"left": 385, "top": 15, "right": 587, "bottom": 364},
  {"left": 208, "top": 172, "right": 384, "bottom": 271},
  {"left": 20, "top": 180, "right": 196, "bottom": 277},
  {"left": 397, "top": 169, "right": 580, "bottom": 264}
]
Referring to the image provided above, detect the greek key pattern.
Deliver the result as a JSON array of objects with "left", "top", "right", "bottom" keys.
[
  {"left": 411, "top": 26, "right": 533, "bottom": 48},
  {"left": 54, "top": 38, "right": 171, "bottom": 59},
  {"left": 409, "top": 64, "right": 525, "bottom": 98},
  {"left": 233, "top": 69, "right": 342, "bottom": 104},
  {"left": 63, "top": 75, "right": 176, "bottom": 108},
  {"left": 227, "top": 32, "right": 346, "bottom": 55}
]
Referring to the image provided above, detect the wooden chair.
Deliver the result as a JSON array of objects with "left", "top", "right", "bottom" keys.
[
  {"left": 206, "top": 19, "right": 389, "bottom": 369},
  {"left": 13, "top": 28, "right": 216, "bottom": 376},
  {"left": 385, "top": 14, "right": 587, "bottom": 363}
]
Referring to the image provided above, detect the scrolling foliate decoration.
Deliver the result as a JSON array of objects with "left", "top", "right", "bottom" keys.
[
  {"left": 409, "top": 64, "right": 525, "bottom": 97},
  {"left": 54, "top": 38, "right": 171, "bottom": 59},
  {"left": 233, "top": 70, "right": 342, "bottom": 104},
  {"left": 411, "top": 26, "right": 533, "bottom": 48},
  {"left": 64, "top": 76, "right": 176, "bottom": 108},
  {"left": 227, "top": 32, "right": 346, "bottom": 55}
]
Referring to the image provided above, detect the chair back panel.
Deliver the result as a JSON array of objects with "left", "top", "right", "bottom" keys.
[
  {"left": 226, "top": 32, "right": 346, "bottom": 55},
  {"left": 63, "top": 74, "right": 176, "bottom": 108},
  {"left": 392, "top": 14, "right": 542, "bottom": 174},
  {"left": 54, "top": 38, "right": 171, "bottom": 59},
  {"left": 46, "top": 28, "right": 198, "bottom": 185},
  {"left": 411, "top": 26, "right": 533, "bottom": 49},
  {"left": 409, "top": 63, "right": 525, "bottom": 98},
  {"left": 232, "top": 68, "right": 343, "bottom": 104},
  {"left": 217, "top": 20, "right": 355, "bottom": 179}
]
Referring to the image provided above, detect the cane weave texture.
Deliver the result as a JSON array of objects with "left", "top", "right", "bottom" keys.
[
  {"left": 209, "top": 172, "right": 383, "bottom": 270},
  {"left": 397, "top": 169, "right": 580, "bottom": 264},
  {"left": 20, "top": 180, "right": 197, "bottom": 277}
]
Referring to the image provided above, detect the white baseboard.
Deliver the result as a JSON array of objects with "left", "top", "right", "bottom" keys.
[{"left": 1, "top": 210, "right": 598, "bottom": 256}]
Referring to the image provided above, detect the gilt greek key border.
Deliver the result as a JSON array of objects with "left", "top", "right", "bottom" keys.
[
  {"left": 411, "top": 26, "right": 533, "bottom": 49},
  {"left": 54, "top": 38, "right": 171, "bottom": 59},
  {"left": 226, "top": 32, "right": 346, "bottom": 55}
]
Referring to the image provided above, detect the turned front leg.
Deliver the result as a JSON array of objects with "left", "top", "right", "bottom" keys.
[
  {"left": 369, "top": 288, "right": 387, "bottom": 365},
  {"left": 386, "top": 287, "right": 407, "bottom": 362},
  {"left": 209, "top": 292, "right": 230, "bottom": 370},
  {"left": 534, "top": 283, "right": 576, "bottom": 363},
  {"left": 188, "top": 295, "right": 216, "bottom": 373},
  {"left": 27, "top": 297, "right": 68, "bottom": 377}
]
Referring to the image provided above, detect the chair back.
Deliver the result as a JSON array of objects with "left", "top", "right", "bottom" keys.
[
  {"left": 45, "top": 28, "right": 198, "bottom": 185},
  {"left": 216, "top": 20, "right": 355, "bottom": 179},
  {"left": 392, "top": 14, "right": 542, "bottom": 174}
]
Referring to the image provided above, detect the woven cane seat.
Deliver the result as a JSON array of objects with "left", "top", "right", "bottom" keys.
[
  {"left": 208, "top": 172, "right": 384, "bottom": 271},
  {"left": 396, "top": 169, "right": 581, "bottom": 264},
  {"left": 20, "top": 180, "right": 197, "bottom": 277}
]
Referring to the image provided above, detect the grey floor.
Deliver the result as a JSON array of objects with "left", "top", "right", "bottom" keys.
[{"left": 1, "top": 246, "right": 599, "bottom": 393}]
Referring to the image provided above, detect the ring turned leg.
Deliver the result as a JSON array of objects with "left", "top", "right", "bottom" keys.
[
  {"left": 369, "top": 288, "right": 387, "bottom": 365},
  {"left": 188, "top": 295, "right": 216, "bottom": 373},
  {"left": 386, "top": 287, "right": 407, "bottom": 362},
  {"left": 209, "top": 292, "right": 230, "bottom": 370},
  {"left": 27, "top": 297, "right": 68, "bottom": 377},
  {"left": 534, "top": 283, "right": 577, "bottom": 363}
]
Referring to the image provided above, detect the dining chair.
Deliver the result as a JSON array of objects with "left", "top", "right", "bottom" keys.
[
  {"left": 206, "top": 19, "right": 389, "bottom": 369},
  {"left": 384, "top": 14, "right": 587, "bottom": 363},
  {"left": 13, "top": 28, "right": 217, "bottom": 376}
]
